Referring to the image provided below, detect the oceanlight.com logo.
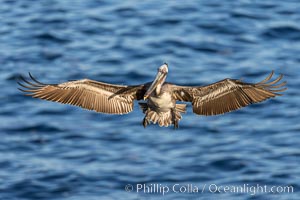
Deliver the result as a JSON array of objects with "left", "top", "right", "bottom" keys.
[{"left": 124, "top": 183, "right": 294, "bottom": 196}]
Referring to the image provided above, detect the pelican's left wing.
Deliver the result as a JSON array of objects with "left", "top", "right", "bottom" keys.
[
  {"left": 18, "top": 73, "right": 147, "bottom": 114},
  {"left": 171, "top": 71, "right": 287, "bottom": 115}
]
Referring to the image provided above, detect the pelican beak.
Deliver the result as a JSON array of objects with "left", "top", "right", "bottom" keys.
[{"left": 144, "top": 63, "right": 168, "bottom": 100}]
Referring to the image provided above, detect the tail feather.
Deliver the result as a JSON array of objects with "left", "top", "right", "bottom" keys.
[
  {"left": 176, "top": 104, "right": 186, "bottom": 113},
  {"left": 139, "top": 103, "right": 186, "bottom": 128}
]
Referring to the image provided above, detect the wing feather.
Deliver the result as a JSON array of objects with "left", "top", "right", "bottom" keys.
[
  {"left": 18, "top": 73, "right": 147, "bottom": 114},
  {"left": 172, "top": 71, "right": 287, "bottom": 115}
]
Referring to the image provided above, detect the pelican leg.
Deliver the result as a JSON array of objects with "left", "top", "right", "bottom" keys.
[
  {"left": 171, "top": 108, "right": 179, "bottom": 129},
  {"left": 142, "top": 106, "right": 151, "bottom": 128},
  {"left": 142, "top": 117, "right": 150, "bottom": 128},
  {"left": 138, "top": 103, "right": 148, "bottom": 113},
  {"left": 174, "top": 120, "right": 179, "bottom": 129}
]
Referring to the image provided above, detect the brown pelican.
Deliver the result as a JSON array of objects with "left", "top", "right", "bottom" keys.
[{"left": 18, "top": 63, "right": 286, "bottom": 128}]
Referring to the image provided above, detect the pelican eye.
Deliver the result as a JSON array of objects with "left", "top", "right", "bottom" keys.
[{"left": 158, "top": 68, "right": 167, "bottom": 74}]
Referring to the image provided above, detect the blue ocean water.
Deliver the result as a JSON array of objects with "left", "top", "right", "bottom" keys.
[{"left": 0, "top": 0, "right": 299, "bottom": 199}]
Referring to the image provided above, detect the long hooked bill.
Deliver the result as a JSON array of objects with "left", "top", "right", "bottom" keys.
[{"left": 144, "top": 70, "right": 166, "bottom": 100}]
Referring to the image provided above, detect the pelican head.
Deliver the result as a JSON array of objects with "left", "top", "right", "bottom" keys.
[{"left": 144, "top": 63, "right": 168, "bottom": 100}]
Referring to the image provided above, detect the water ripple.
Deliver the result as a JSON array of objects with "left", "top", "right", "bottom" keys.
[{"left": 262, "top": 24, "right": 300, "bottom": 41}]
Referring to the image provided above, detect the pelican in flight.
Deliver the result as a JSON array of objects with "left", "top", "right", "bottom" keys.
[{"left": 18, "top": 63, "right": 286, "bottom": 128}]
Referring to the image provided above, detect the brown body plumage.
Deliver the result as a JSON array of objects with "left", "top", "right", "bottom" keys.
[{"left": 18, "top": 64, "right": 287, "bottom": 128}]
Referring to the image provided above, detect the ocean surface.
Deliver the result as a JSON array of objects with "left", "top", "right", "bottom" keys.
[{"left": 0, "top": 0, "right": 299, "bottom": 199}]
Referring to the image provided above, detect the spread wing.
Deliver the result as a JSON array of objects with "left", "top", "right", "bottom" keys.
[
  {"left": 18, "top": 73, "right": 147, "bottom": 114},
  {"left": 172, "top": 71, "right": 287, "bottom": 115}
]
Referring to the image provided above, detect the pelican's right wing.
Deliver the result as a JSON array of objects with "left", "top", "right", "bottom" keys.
[
  {"left": 171, "top": 71, "right": 287, "bottom": 116},
  {"left": 18, "top": 73, "right": 148, "bottom": 114}
]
